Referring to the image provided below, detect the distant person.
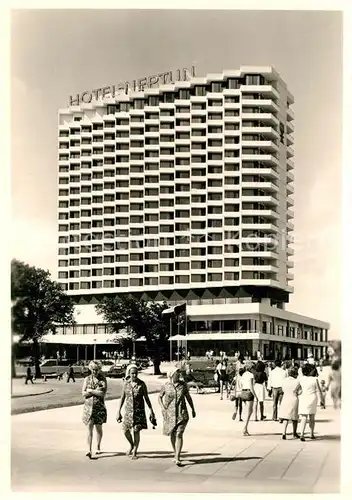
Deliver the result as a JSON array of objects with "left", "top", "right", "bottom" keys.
[
  {"left": 279, "top": 366, "right": 300, "bottom": 440},
  {"left": 326, "top": 360, "right": 341, "bottom": 409},
  {"left": 25, "top": 366, "right": 34, "bottom": 385},
  {"left": 159, "top": 367, "right": 196, "bottom": 467},
  {"left": 82, "top": 361, "right": 107, "bottom": 459},
  {"left": 183, "top": 363, "right": 203, "bottom": 394},
  {"left": 240, "top": 363, "right": 258, "bottom": 436},
  {"left": 216, "top": 359, "right": 229, "bottom": 400},
  {"left": 298, "top": 363, "right": 323, "bottom": 441},
  {"left": 267, "top": 359, "right": 287, "bottom": 421},
  {"left": 67, "top": 365, "right": 75, "bottom": 383},
  {"left": 116, "top": 365, "right": 156, "bottom": 460},
  {"left": 230, "top": 367, "right": 245, "bottom": 422},
  {"left": 320, "top": 380, "right": 327, "bottom": 409},
  {"left": 253, "top": 361, "right": 268, "bottom": 421}
]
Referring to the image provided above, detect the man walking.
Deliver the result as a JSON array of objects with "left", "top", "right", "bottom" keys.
[
  {"left": 268, "top": 359, "right": 287, "bottom": 421},
  {"left": 66, "top": 365, "right": 75, "bottom": 383}
]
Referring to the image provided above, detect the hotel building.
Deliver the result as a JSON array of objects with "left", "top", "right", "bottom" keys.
[{"left": 47, "top": 66, "right": 329, "bottom": 360}]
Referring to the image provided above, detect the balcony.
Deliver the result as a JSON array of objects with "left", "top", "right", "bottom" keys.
[
  {"left": 242, "top": 167, "right": 279, "bottom": 180},
  {"left": 241, "top": 264, "right": 278, "bottom": 272},
  {"left": 242, "top": 99, "right": 279, "bottom": 113},
  {"left": 287, "top": 183, "right": 294, "bottom": 195},
  {"left": 242, "top": 126, "right": 279, "bottom": 139},
  {"left": 241, "top": 181, "right": 278, "bottom": 192},
  {"left": 287, "top": 146, "right": 294, "bottom": 158},
  {"left": 241, "top": 236, "right": 277, "bottom": 246},
  {"left": 241, "top": 112, "right": 279, "bottom": 127},
  {"left": 241, "top": 208, "right": 279, "bottom": 219},
  {"left": 241, "top": 194, "right": 278, "bottom": 205},
  {"left": 287, "top": 158, "right": 294, "bottom": 170},
  {"left": 286, "top": 121, "right": 294, "bottom": 134},
  {"left": 241, "top": 84, "right": 280, "bottom": 100},
  {"left": 241, "top": 223, "right": 278, "bottom": 232},
  {"left": 287, "top": 107, "right": 294, "bottom": 121},
  {"left": 242, "top": 140, "right": 278, "bottom": 153},
  {"left": 241, "top": 250, "right": 278, "bottom": 259},
  {"left": 241, "top": 153, "right": 279, "bottom": 166},
  {"left": 287, "top": 170, "right": 294, "bottom": 182}
]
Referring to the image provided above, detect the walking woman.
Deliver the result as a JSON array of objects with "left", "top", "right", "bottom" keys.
[
  {"left": 116, "top": 364, "right": 155, "bottom": 460},
  {"left": 159, "top": 367, "right": 196, "bottom": 466},
  {"left": 253, "top": 361, "right": 268, "bottom": 421},
  {"left": 241, "top": 364, "right": 258, "bottom": 436},
  {"left": 298, "top": 363, "right": 323, "bottom": 441},
  {"left": 82, "top": 361, "right": 107, "bottom": 459},
  {"left": 230, "top": 367, "right": 245, "bottom": 421},
  {"left": 326, "top": 360, "right": 341, "bottom": 409},
  {"left": 279, "top": 366, "right": 300, "bottom": 440},
  {"left": 216, "top": 358, "right": 230, "bottom": 400}
]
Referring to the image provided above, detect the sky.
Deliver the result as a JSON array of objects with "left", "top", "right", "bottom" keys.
[{"left": 11, "top": 9, "right": 342, "bottom": 338}]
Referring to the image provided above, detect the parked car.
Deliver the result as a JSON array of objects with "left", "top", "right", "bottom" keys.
[
  {"left": 106, "top": 364, "right": 126, "bottom": 378},
  {"left": 40, "top": 359, "right": 85, "bottom": 377}
]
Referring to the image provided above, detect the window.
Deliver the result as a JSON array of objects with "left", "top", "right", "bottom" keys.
[
  {"left": 191, "top": 274, "right": 206, "bottom": 282},
  {"left": 160, "top": 276, "right": 174, "bottom": 285},
  {"left": 175, "top": 275, "right": 189, "bottom": 284},
  {"left": 145, "top": 277, "right": 159, "bottom": 286}
]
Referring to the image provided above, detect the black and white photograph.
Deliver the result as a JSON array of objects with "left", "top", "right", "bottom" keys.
[{"left": 9, "top": 4, "right": 344, "bottom": 494}]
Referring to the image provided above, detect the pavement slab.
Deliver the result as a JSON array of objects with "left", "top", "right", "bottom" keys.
[{"left": 12, "top": 392, "right": 341, "bottom": 493}]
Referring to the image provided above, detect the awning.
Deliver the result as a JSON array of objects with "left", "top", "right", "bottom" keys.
[
  {"left": 41, "top": 333, "right": 147, "bottom": 345},
  {"left": 162, "top": 303, "right": 187, "bottom": 316},
  {"left": 168, "top": 334, "right": 186, "bottom": 341},
  {"left": 41, "top": 333, "right": 128, "bottom": 345}
]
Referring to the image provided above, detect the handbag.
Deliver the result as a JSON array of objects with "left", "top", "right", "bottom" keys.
[{"left": 149, "top": 414, "right": 157, "bottom": 429}]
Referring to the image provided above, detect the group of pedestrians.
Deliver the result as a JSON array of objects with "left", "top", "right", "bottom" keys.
[
  {"left": 82, "top": 361, "right": 195, "bottom": 465},
  {"left": 227, "top": 358, "right": 341, "bottom": 441},
  {"left": 81, "top": 356, "right": 341, "bottom": 463}
]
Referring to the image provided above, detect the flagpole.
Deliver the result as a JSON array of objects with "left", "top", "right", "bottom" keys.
[
  {"left": 185, "top": 313, "right": 188, "bottom": 359},
  {"left": 169, "top": 317, "right": 172, "bottom": 362}
]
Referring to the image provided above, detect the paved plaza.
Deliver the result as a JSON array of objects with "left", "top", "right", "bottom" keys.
[{"left": 12, "top": 390, "right": 340, "bottom": 493}]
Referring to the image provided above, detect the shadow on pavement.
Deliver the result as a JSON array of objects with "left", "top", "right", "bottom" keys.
[
  {"left": 315, "top": 435, "right": 340, "bottom": 441},
  {"left": 141, "top": 451, "right": 221, "bottom": 459},
  {"left": 315, "top": 419, "right": 332, "bottom": 423},
  {"left": 250, "top": 432, "right": 283, "bottom": 436},
  {"left": 188, "top": 456, "right": 262, "bottom": 465},
  {"left": 95, "top": 452, "right": 125, "bottom": 459}
]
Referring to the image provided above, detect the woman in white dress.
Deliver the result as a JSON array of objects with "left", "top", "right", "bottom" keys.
[
  {"left": 298, "top": 363, "right": 323, "bottom": 441},
  {"left": 279, "top": 366, "right": 300, "bottom": 440},
  {"left": 253, "top": 361, "right": 268, "bottom": 421}
]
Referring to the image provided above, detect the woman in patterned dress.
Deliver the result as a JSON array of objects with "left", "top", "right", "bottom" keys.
[
  {"left": 158, "top": 367, "right": 196, "bottom": 466},
  {"left": 116, "top": 365, "right": 155, "bottom": 460},
  {"left": 82, "top": 361, "right": 107, "bottom": 459}
]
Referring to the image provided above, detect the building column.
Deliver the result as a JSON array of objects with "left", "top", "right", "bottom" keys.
[{"left": 252, "top": 339, "right": 260, "bottom": 357}]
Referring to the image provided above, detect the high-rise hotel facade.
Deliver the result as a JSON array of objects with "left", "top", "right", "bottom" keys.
[{"left": 49, "top": 66, "right": 329, "bottom": 360}]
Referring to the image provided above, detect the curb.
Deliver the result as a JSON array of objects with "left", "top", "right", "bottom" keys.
[
  {"left": 11, "top": 388, "right": 161, "bottom": 416},
  {"left": 12, "top": 389, "right": 54, "bottom": 399}
]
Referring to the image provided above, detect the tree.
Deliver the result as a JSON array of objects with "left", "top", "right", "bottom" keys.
[
  {"left": 96, "top": 295, "right": 172, "bottom": 375},
  {"left": 11, "top": 259, "right": 75, "bottom": 378}
]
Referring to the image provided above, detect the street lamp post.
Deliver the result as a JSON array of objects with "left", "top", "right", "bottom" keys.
[{"left": 93, "top": 338, "right": 97, "bottom": 360}]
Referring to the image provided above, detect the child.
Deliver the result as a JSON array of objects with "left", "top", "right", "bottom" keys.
[
  {"left": 25, "top": 366, "right": 34, "bottom": 385},
  {"left": 230, "top": 367, "right": 245, "bottom": 422},
  {"left": 320, "top": 380, "right": 327, "bottom": 409}
]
